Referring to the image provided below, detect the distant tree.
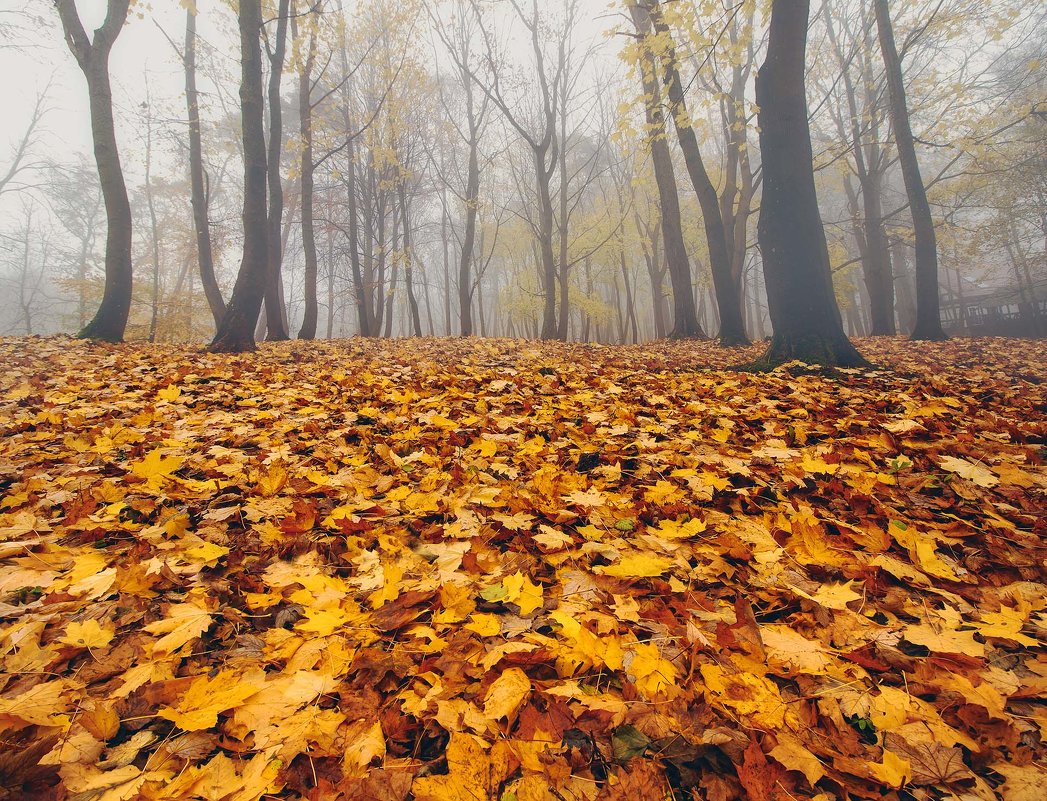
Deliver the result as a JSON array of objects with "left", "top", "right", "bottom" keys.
[
  {"left": 183, "top": 5, "right": 225, "bottom": 329},
  {"left": 640, "top": 0, "right": 749, "bottom": 346},
  {"left": 54, "top": 0, "right": 133, "bottom": 343},
  {"left": 210, "top": 0, "right": 269, "bottom": 353},
  {"left": 751, "top": 0, "right": 868, "bottom": 369},
  {"left": 628, "top": 3, "right": 705, "bottom": 340},
  {"left": 874, "top": 0, "right": 947, "bottom": 341}
]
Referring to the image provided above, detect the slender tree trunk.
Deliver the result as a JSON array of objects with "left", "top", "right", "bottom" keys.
[
  {"left": 874, "top": 0, "right": 946, "bottom": 341},
  {"left": 297, "top": 13, "right": 320, "bottom": 340},
  {"left": 630, "top": 5, "right": 703, "bottom": 340},
  {"left": 459, "top": 69, "right": 481, "bottom": 337},
  {"left": 326, "top": 221, "right": 335, "bottom": 339},
  {"left": 145, "top": 108, "right": 161, "bottom": 342},
  {"left": 536, "top": 145, "right": 559, "bottom": 339},
  {"left": 645, "top": 0, "right": 748, "bottom": 346},
  {"left": 383, "top": 204, "right": 399, "bottom": 338},
  {"left": 184, "top": 7, "right": 224, "bottom": 329},
  {"left": 210, "top": 0, "right": 269, "bottom": 352},
  {"left": 400, "top": 182, "right": 422, "bottom": 336},
  {"left": 262, "top": 0, "right": 290, "bottom": 340},
  {"left": 751, "top": 0, "right": 868, "bottom": 369},
  {"left": 441, "top": 190, "right": 453, "bottom": 335},
  {"left": 56, "top": 0, "right": 133, "bottom": 343}
]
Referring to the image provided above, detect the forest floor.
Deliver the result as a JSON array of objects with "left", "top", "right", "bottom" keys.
[{"left": 0, "top": 335, "right": 1045, "bottom": 801}]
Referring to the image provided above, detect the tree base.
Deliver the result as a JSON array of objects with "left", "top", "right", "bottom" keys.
[
  {"left": 909, "top": 325, "right": 949, "bottom": 342},
  {"left": 743, "top": 332, "right": 872, "bottom": 372},
  {"left": 209, "top": 332, "right": 258, "bottom": 353},
  {"left": 717, "top": 330, "right": 752, "bottom": 348},
  {"left": 77, "top": 317, "right": 124, "bottom": 344}
]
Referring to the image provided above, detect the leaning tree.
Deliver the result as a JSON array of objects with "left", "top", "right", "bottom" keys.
[{"left": 55, "top": 0, "right": 133, "bottom": 343}]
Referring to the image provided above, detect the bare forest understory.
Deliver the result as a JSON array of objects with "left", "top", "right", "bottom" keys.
[{"left": 0, "top": 336, "right": 1045, "bottom": 801}]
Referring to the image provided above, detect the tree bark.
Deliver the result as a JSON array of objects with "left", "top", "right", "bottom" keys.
[
  {"left": 629, "top": 5, "right": 704, "bottom": 340},
  {"left": 210, "top": 0, "right": 269, "bottom": 353},
  {"left": 645, "top": 0, "right": 748, "bottom": 347},
  {"left": 184, "top": 8, "right": 225, "bottom": 329},
  {"left": 55, "top": 0, "right": 133, "bottom": 343},
  {"left": 751, "top": 0, "right": 868, "bottom": 369},
  {"left": 262, "top": 0, "right": 291, "bottom": 341},
  {"left": 400, "top": 182, "right": 423, "bottom": 336},
  {"left": 297, "top": 10, "right": 320, "bottom": 340},
  {"left": 874, "top": 0, "right": 946, "bottom": 341}
]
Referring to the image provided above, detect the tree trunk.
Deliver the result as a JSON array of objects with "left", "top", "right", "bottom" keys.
[
  {"left": 751, "top": 0, "right": 868, "bottom": 369},
  {"left": 536, "top": 144, "right": 559, "bottom": 339},
  {"left": 56, "top": 0, "right": 133, "bottom": 343},
  {"left": 629, "top": 5, "right": 703, "bottom": 340},
  {"left": 185, "top": 7, "right": 224, "bottom": 329},
  {"left": 297, "top": 12, "right": 320, "bottom": 340},
  {"left": 400, "top": 182, "right": 423, "bottom": 337},
  {"left": 262, "top": 0, "right": 290, "bottom": 341},
  {"left": 874, "top": 0, "right": 946, "bottom": 341},
  {"left": 645, "top": 0, "right": 748, "bottom": 347},
  {"left": 210, "top": 0, "right": 269, "bottom": 353},
  {"left": 459, "top": 69, "right": 481, "bottom": 337},
  {"left": 145, "top": 108, "right": 161, "bottom": 343}
]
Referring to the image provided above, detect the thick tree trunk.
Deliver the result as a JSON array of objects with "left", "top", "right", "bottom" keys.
[
  {"left": 751, "top": 0, "right": 868, "bottom": 369},
  {"left": 262, "top": 0, "right": 290, "bottom": 341},
  {"left": 645, "top": 0, "right": 748, "bottom": 347},
  {"left": 630, "top": 6, "right": 703, "bottom": 340},
  {"left": 210, "top": 0, "right": 269, "bottom": 353},
  {"left": 56, "top": 0, "right": 133, "bottom": 343},
  {"left": 185, "top": 8, "right": 224, "bottom": 329},
  {"left": 874, "top": 0, "right": 946, "bottom": 341}
]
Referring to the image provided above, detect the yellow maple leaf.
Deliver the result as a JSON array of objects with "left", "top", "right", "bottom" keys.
[
  {"left": 157, "top": 385, "right": 181, "bottom": 402},
  {"left": 502, "top": 572, "right": 543, "bottom": 615},
  {"left": 597, "top": 552, "right": 674, "bottom": 579},
  {"left": 255, "top": 463, "right": 288, "bottom": 497},
  {"left": 144, "top": 599, "right": 213, "bottom": 656},
  {"left": 627, "top": 641, "right": 679, "bottom": 699},
  {"left": 800, "top": 452, "right": 840, "bottom": 476},
  {"left": 788, "top": 580, "right": 863, "bottom": 610},
  {"left": 157, "top": 669, "right": 264, "bottom": 731},
  {"left": 702, "top": 663, "right": 788, "bottom": 728},
  {"left": 296, "top": 606, "right": 352, "bottom": 636},
  {"left": 343, "top": 719, "right": 386, "bottom": 778},
  {"left": 412, "top": 732, "right": 492, "bottom": 801},
  {"left": 770, "top": 733, "right": 825, "bottom": 786},
  {"left": 975, "top": 605, "right": 1039, "bottom": 646},
  {"left": 644, "top": 480, "right": 684, "bottom": 505},
  {"left": 938, "top": 456, "right": 998, "bottom": 488},
  {"left": 868, "top": 749, "right": 912, "bottom": 788},
  {"left": 184, "top": 541, "right": 230, "bottom": 566},
  {"left": 482, "top": 667, "right": 531, "bottom": 723},
  {"left": 130, "top": 448, "right": 183, "bottom": 482},
  {"left": 464, "top": 613, "right": 502, "bottom": 637},
  {"left": 60, "top": 619, "right": 115, "bottom": 650}
]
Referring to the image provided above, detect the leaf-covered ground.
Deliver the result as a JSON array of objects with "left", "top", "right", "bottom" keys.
[{"left": 0, "top": 336, "right": 1045, "bottom": 801}]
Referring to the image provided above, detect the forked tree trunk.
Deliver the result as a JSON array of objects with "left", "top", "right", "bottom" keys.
[
  {"left": 55, "top": 0, "right": 133, "bottom": 343},
  {"left": 645, "top": 0, "right": 748, "bottom": 347},
  {"left": 751, "top": 0, "right": 868, "bottom": 369},
  {"left": 629, "top": 5, "right": 704, "bottom": 340},
  {"left": 185, "top": 8, "right": 225, "bottom": 329},
  {"left": 874, "top": 0, "right": 947, "bottom": 341},
  {"left": 210, "top": 0, "right": 269, "bottom": 353}
]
